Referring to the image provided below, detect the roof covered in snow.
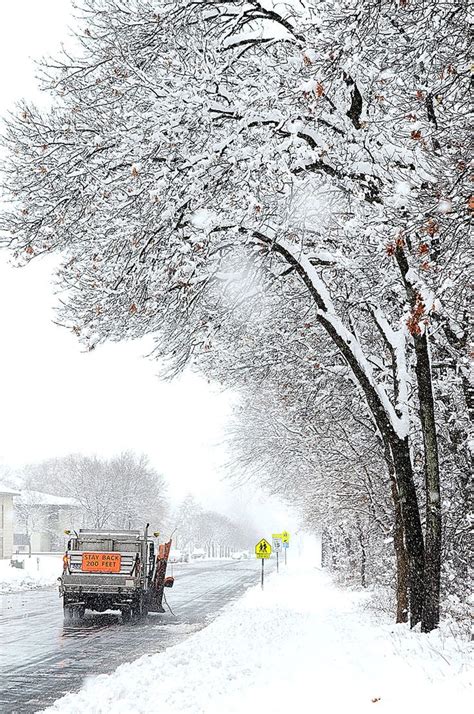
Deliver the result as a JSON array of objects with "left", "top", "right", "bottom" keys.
[
  {"left": 19, "top": 490, "right": 80, "bottom": 507},
  {"left": 0, "top": 482, "right": 20, "bottom": 496}
]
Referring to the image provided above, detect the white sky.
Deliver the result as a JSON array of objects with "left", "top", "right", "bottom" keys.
[{"left": 0, "top": 1, "right": 297, "bottom": 534}]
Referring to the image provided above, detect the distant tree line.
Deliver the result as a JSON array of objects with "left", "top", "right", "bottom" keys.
[
  {"left": 171, "top": 494, "right": 258, "bottom": 556},
  {"left": 10, "top": 455, "right": 254, "bottom": 558}
]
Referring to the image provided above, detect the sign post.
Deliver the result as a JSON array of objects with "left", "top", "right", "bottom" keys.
[
  {"left": 255, "top": 538, "right": 272, "bottom": 589},
  {"left": 272, "top": 534, "right": 283, "bottom": 573},
  {"left": 281, "top": 531, "right": 290, "bottom": 565}
]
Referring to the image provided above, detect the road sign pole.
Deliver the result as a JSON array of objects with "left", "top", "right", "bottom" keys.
[
  {"left": 284, "top": 548, "right": 287, "bottom": 566},
  {"left": 255, "top": 538, "right": 271, "bottom": 588},
  {"left": 276, "top": 551, "right": 279, "bottom": 573}
]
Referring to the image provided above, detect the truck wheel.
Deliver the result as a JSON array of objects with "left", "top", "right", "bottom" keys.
[
  {"left": 122, "top": 607, "right": 131, "bottom": 622},
  {"left": 64, "top": 605, "right": 84, "bottom": 623},
  {"left": 131, "top": 596, "right": 144, "bottom": 620}
]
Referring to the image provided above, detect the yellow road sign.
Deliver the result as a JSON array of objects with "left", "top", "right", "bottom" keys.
[
  {"left": 255, "top": 538, "right": 272, "bottom": 559},
  {"left": 272, "top": 533, "right": 282, "bottom": 540},
  {"left": 281, "top": 531, "right": 290, "bottom": 543}
]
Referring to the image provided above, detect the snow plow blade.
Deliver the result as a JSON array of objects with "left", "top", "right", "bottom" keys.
[{"left": 147, "top": 540, "right": 173, "bottom": 613}]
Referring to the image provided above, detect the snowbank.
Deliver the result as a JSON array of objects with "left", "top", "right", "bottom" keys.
[
  {"left": 0, "top": 554, "right": 61, "bottom": 594},
  {"left": 43, "top": 562, "right": 472, "bottom": 714}
]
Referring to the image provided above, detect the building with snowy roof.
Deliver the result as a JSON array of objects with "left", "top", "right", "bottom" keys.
[
  {"left": 14, "top": 489, "right": 82, "bottom": 554},
  {"left": 0, "top": 483, "right": 21, "bottom": 559}
]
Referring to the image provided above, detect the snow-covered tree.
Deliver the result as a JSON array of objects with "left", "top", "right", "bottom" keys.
[
  {"left": 172, "top": 494, "right": 203, "bottom": 551},
  {"left": 108, "top": 451, "right": 167, "bottom": 529},
  {"left": 228, "top": 374, "right": 404, "bottom": 597},
  {"left": 0, "top": 1, "right": 469, "bottom": 631},
  {"left": 23, "top": 452, "right": 167, "bottom": 530}
]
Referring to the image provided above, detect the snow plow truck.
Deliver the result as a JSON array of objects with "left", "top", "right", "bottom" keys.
[{"left": 59, "top": 524, "right": 174, "bottom": 622}]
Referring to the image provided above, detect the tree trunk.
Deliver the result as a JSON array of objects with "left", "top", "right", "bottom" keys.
[
  {"left": 390, "top": 475, "right": 409, "bottom": 623},
  {"left": 356, "top": 521, "right": 367, "bottom": 588},
  {"left": 390, "top": 436, "right": 425, "bottom": 628},
  {"left": 321, "top": 528, "right": 328, "bottom": 568},
  {"left": 395, "top": 247, "right": 441, "bottom": 632},
  {"left": 383, "top": 443, "right": 409, "bottom": 622},
  {"left": 414, "top": 331, "right": 441, "bottom": 632}
]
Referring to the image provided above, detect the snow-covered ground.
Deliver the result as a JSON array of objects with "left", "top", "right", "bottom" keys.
[
  {"left": 42, "top": 558, "right": 471, "bottom": 714},
  {"left": 0, "top": 554, "right": 61, "bottom": 594}
]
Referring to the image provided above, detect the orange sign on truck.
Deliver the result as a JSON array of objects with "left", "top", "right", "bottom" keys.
[{"left": 81, "top": 552, "right": 121, "bottom": 573}]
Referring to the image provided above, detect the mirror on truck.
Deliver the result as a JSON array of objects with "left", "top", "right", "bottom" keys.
[{"left": 164, "top": 576, "right": 174, "bottom": 588}]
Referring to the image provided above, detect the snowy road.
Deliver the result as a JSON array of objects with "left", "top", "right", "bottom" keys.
[{"left": 0, "top": 558, "right": 270, "bottom": 713}]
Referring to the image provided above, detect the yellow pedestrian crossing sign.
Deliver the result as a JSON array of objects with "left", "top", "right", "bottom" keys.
[
  {"left": 281, "top": 531, "right": 290, "bottom": 543},
  {"left": 255, "top": 538, "right": 272, "bottom": 559}
]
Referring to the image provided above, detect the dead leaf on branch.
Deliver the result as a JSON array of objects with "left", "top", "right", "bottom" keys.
[
  {"left": 407, "top": 293, "right": 427, "bottom": 335},
  {"left": 425, "top": 219, "right": 439, "bottom": 236}
]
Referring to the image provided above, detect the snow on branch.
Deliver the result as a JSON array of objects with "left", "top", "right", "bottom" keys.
[
  {"left": 262, "top": 234, "right": 410, "bottom": 439},
  {"left": 371, "top": 307, "right": 410, "bottom": 430}
]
